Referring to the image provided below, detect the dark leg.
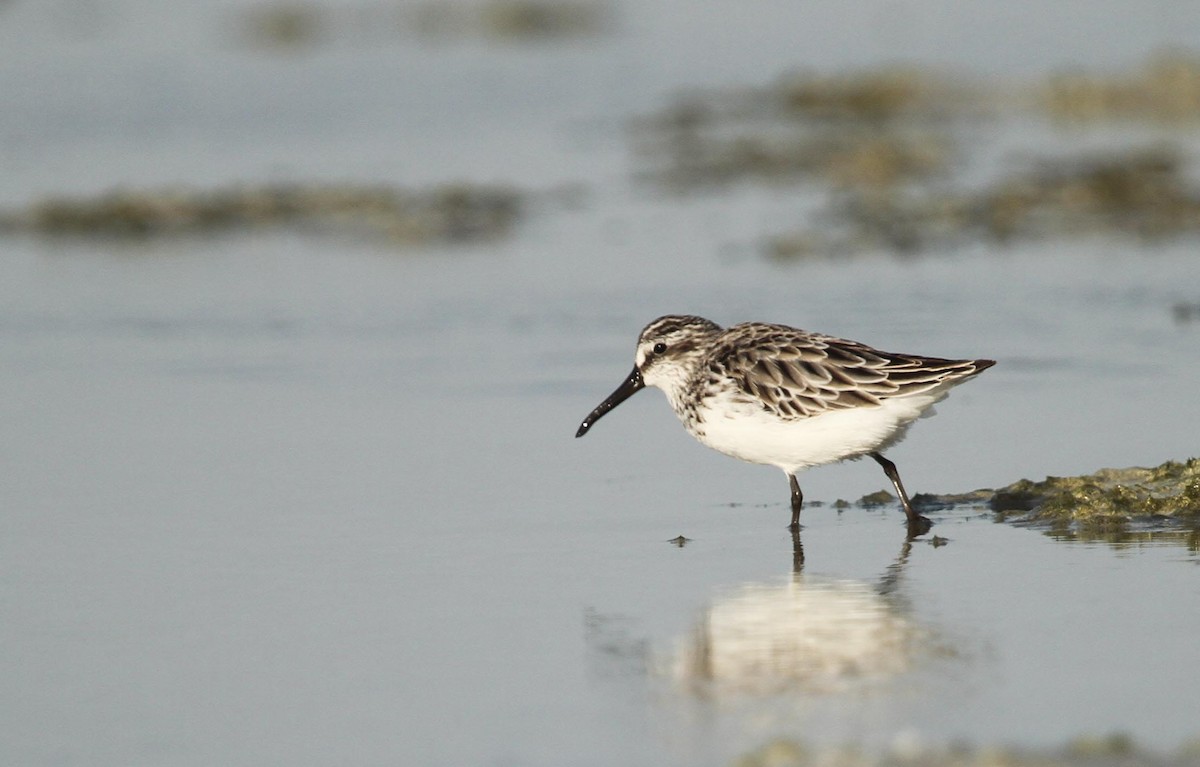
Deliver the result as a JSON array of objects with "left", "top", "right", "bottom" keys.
[
  {"left": 870, "top": 452, "right": 913, "bottom": 515},
  {"left": 870, "top": 452, "right": 931, "bottom": 535},
  {"left": 788, "top": 474, "right": 803, "bottom": 530}
]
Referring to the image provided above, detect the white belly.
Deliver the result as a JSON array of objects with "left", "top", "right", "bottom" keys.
[{"left": 687, "top": 392, "right": 941, "bottom": 474}]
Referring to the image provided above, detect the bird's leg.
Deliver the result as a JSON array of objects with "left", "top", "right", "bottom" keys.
[
  {"left": 870, "top": 452, "right": 931, "bottom": 534},
  {"left": 870, "top": 452, "right": 913, "bottom": 514},
  {"left": 788, "top": 474, "right": 803, "bottom": 530}
]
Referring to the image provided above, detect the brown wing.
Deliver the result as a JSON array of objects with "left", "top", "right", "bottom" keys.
[{"left": 704, "top": 322, "right": 993, "bottom": 420}]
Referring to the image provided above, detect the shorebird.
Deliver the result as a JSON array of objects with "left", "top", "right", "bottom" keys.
[{"left": 575, "top": 315, "right": 994, "bottom": 533}]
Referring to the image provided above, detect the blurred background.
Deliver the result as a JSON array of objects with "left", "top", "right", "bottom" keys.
[{"left": 3, "top": 1, "right": 1200, "bottom": 765}]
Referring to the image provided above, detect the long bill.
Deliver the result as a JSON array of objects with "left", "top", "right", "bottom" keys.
[{"left": 575, "top": 367, "right": 644, "bottom": 438}]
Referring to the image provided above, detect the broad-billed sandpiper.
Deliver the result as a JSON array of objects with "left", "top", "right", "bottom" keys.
[{"left": 576, "top": 315, "right": 994, "bottom": 534}]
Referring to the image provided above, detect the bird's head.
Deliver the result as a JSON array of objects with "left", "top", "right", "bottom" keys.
[{"left": 576, "top": 315, "right": 721, "bottom": 438}]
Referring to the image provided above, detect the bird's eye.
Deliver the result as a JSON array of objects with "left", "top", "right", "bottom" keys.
[{"left": 653, "top": 342, "right": 667, "bottom": 355}]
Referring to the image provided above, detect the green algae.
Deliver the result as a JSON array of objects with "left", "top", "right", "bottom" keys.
[
  {"left": 913, "top": 489, "right": 994, "bottom": 510},
  {"left": 0, "top": 183, "right": 522, "bottom": 245},
  {"left": 1040, "top": 52, "right": 1200, "bottom": 124},
  {"left": 233, "top": 0, "right": 615, "bottom": 51},
  {"left": 476, "top": 0, "right": 615, "bottom": 40},
  {"left": 733, "top": 733, "right": 1200, "bottom": 767},
  {"left": 766, "top": 145, "right": 1200, "bottom": 258},
  {"left": 910, "top": 459, "right": 1200, "bottom": 547},
  {"left": 979, "top": 459, "right": 1200, "bottom": 548},
  {"left": 632, "top": 52, "right": 1200, "bottom": 259},
  {"left": 858, "top": 490, "right": 896, "bottom": 507},
  {"left": 631, "top": 69, "right": 963, "bottom": 193},
  {"left": 988, "top": 459, "right": 1200, "bottom": 524}
]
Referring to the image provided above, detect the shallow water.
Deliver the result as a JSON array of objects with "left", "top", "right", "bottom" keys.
[{"left": 3, "top": 2, "right": 1200, "bottom": 765}]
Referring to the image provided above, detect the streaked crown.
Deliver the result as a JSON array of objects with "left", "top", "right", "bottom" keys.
[{"left": 635, "top": 314, "right": 722, "bottom": 391}]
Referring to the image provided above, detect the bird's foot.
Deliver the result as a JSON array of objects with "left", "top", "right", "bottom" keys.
[{"left": 905, "top": 514, "right": 933, "bottom": 538}]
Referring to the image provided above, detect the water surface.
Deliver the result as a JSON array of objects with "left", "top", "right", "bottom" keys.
[{"left": 2, "top": 2, "right": 1200, "bottom": 765}]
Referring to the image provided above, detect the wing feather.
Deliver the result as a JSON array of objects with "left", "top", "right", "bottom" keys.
[{"left": 701, "top": 322, "right": 990, "bottom": 420}]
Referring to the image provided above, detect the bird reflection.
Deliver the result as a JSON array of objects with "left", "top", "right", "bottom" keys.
[
  {"left": 791, "top": 517, "right": 929, "bottom": 575},
  {"left": 672, "top": 525, "right": 932, "bottom": 697}
]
